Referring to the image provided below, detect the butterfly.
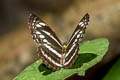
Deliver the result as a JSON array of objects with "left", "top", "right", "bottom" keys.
[{"left": 28, "top": 13, "right": 89, "bottom": 70}]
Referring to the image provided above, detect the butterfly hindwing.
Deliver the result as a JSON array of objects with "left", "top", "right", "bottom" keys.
[
  {"left": 64, "top": 44, "right": 79, "bottom": 69},
  {"left": 37, "top": 44, "right": 62, "bottom": 70}
]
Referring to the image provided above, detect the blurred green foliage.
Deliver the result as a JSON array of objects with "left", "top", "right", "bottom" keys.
[{"left": 104, "top": 58, "right": 120, "bottom": 80}]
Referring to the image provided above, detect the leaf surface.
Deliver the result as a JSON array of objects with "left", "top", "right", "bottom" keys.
[{"left": 14, "top": 38, "right": 109, "bottom": 80}]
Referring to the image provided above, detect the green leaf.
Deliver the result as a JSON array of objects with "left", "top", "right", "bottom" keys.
[
  {"left": 14, "top": 38, "right": 109, "bottom": 80},
  {"left": 104, "top": 58, "right": 120, "bottom": 80}
]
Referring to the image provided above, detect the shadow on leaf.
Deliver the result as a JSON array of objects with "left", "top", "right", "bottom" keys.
[
  {"left": 71, "top": 53, "right": 97, "bottom": 69},
  {"left": 38, "top": 53, "right": 97, "bottom": 75},
  {"left": 38, "top": 63, "right": 55, "bottom": 75}
]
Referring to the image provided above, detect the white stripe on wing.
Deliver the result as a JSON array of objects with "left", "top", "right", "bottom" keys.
[
  {"left": 44, "top": 44, "right": 62, "bottom": 58},
  {"left": 39, "top": 22, "right": 46, "bottom": 26},
  {"left": 41, "top": 48, "right": 62, "bottom": 67},
  {"left": 65, "top": 44, "right": 76, "bottom": 58},
  {"left": 64, "top": 48, "right": 78, "bottom": 66},
  {"left": 67, "top": 30, "right": 79, "bottom": 46},
  {"left": 42, "top": 30, "right": 62, "bottom": 47}
]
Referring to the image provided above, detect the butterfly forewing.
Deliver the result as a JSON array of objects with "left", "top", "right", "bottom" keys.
[
  {"left": 67, "top": 13, "right": 89, "bottom": 47},
  {"left": 28, "top": 14, "right": 62, "bottom": 49}
]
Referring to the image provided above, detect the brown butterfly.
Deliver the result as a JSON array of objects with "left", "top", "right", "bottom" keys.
[{"left": 28, "top": 13, "right": 90, "bottom": 70}]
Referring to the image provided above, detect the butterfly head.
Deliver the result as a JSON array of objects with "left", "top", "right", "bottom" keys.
[
  {"left": 62, "top": 45, "right": 67, "bottom": 53},
  {"left": 63, "top": 45, "right": 67, "bottom": 49}
]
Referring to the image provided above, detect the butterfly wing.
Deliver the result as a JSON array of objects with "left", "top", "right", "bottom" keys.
[
  {"left": 28, "top": 14, "right": 63, "bottom": 70},
  {"left": 67, "top": 13, "right": 89, "bottom": 46},
  {"left": 28, "top": 14, "right": 62, "bottom": 49},
  {"left": 64, "top": 44, "right": 79, "bottom": 68},
  {"left": 64, "top": 13, "right": 90, "bottom": 68},
  {"left": 37, "top": 44, "right": 62, "bottom": 70}
]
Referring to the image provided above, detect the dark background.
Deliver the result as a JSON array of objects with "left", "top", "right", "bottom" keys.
[{"left": 0, "top": 0, "right": 120, "bottom": 80}]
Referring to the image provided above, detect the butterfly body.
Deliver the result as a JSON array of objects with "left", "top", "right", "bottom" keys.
[{"left": 28, "top": 13, "right": 89, "bottom": 70}]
